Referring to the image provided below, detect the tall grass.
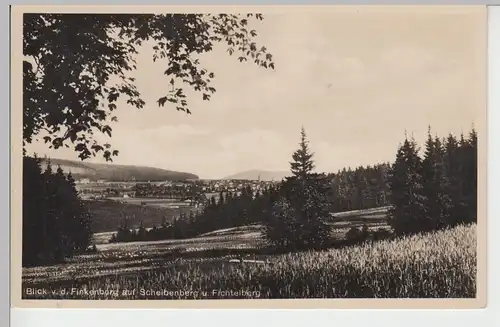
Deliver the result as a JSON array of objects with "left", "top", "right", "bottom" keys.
[{"left": 22, "top": 224, "right": 476, "bottom": 299}]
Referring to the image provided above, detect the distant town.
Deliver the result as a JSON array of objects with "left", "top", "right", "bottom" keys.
[{"left": 76, "top": 177, "right": 281, "bottom": 209}]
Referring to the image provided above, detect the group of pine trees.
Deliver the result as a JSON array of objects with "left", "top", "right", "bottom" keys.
[
  {"left": 110, "top": 213, "right": 198, "bottom": 242},
  {"left": 110, "top": 127, "right": 334, "bottom": 250},
  {"left": 263, "top": 126, "right": 478, "bottom": 249},
  {"left": 23, "top": 125, "right": 478, "bottom": 263},
  {"left": 389, "top": 128, "right": 477, "bottom": 236},
  {"left": 329, "top": 164, "right": 391, "bottom": 212},
  {"left": 23, "top": 156, "right": 93, "bottom": 267},
  {"left": 110, "top": 185, "right": 281, "bottom": 243},
  {"left": 109, "top": 126, "right": 478, "bottom": 249},
  {"left": 187, "top": 185, "right": 280, "bottom": 235}
]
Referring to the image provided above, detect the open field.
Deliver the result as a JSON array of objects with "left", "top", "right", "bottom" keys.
[
  {"left": 87, "top": 199, "right": 196, "bottom": 233},
  {"left": 22, "top": 223, "right": 476, "bottom": 299},
  {"left": 328, "top": 206, "right": 391, "bottom": 240},
  {"left": 28, "top": 206, "right": 389, "bottom": 284},
  {"left": 107, "top": 197, "right": 182, "bottom": 204},
  {"left": 24, "top": 224, "right": 266, "bottom": 285},
  {"left": 105, "top": 197, "right": 196, "bottom": 208}
]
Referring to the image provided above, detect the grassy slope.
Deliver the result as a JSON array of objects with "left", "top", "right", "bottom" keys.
[
  {"left": 22, "top": 223, "right": 476, "bottom": 299},
  {"left": 27, "top": 207, "right": 392, "bottom": 285},
  {"left": 40, "top": 158, "right": 199, "bottom": 181}
]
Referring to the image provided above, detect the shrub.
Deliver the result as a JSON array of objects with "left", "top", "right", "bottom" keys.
[
  {"left": 371, "top": 228, "right": 394, "bottom": 241},
  {"left": 345, "top": 224, "right": 373, "bottom": 244},
  {"left": 346, "top": 226, "right": 364, "bottom": 244}
]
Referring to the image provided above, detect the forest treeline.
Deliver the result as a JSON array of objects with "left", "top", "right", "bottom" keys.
[
  {"left": 329, "top": 164, "right": 391, "bottom": 212},
  {"left": 108, "top": 164, "right": 391, "bottom": 244},
  {"left": 110, "top": 185, "right": 281, "bottom": 242},
  {"left": 109, "top": 126, "right": 477, "bottom": 245},
  {"left": 22, "top": 126, "right": 478, "bottom": 263}
]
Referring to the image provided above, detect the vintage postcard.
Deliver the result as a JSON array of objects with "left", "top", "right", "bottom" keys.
[{"left": 11, "top": 5, "right": 487, "bottom": 309}]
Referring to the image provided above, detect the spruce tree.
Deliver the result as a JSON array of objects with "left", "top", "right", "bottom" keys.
[
  {"left": 433, "top": 135, "right": 453, "bottom": 227},
  {"left": 289, "top": 127, "right": 315, "bottom": 179},
  {"left": 22, "top": 157, "right": 93, "bottom": 266},
  {"left": 388, "top": 136, "right": 427, "bottom": 235},
  {"left": 41, "top": 161, "right": 56, "bottom": 262},
  {"left": 444, "top": 134, "right": 467, "bottom": 225},
  {"left": 52, "top": 166, "right": 68, "bottom": 260},
  {"left": 461, "top": 128, "right": 478, "bottom": 223},
  {"left": 421, "top": 127, "right": 452, "bottom": 231},
  {"left": 265, "top": 127, "right": 331, "bottom": 249},
  {"left": 22, "top": 156, "right": 44, "bottom": 266},
  {"left": 67, "top": 172, "right": 92, "bottom": 252}
]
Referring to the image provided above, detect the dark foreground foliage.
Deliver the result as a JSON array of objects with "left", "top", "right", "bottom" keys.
[{"left": 23, "top": 156, "right": 93, "bottom": 267}]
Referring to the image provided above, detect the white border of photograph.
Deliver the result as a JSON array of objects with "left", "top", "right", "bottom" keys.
[{"left": 5, "top": 1, "right": 500, "bottom": 326}]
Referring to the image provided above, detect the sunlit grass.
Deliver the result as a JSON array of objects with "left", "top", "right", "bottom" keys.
[{"left": 22, "top": 224, "right": 476, "bottom": 299}]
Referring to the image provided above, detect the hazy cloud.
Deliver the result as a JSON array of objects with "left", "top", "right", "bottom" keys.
[{"left": 26, "top": 8, "right": 485, "bottom": 179}]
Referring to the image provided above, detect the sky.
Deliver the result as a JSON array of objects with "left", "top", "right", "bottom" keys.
[{"left": 25, "top": 7, "right": 486, "bottom": 179}]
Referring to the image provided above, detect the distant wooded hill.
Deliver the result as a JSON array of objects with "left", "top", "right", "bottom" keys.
[
  {"left": 39, "top": 158, "right": 199, "bottom": 182},
  {"left": 223, "top": 170, "right": 292, "bottom": 181}
]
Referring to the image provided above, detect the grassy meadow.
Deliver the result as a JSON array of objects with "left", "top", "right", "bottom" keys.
[
  {"left": 22, "top": 205, "right": 476, "bottom": 299},
  {"left": 86, "top": 199, "right": 195, "bottom": 233}
]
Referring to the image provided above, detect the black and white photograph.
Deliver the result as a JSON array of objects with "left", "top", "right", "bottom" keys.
[{"left": 12, "top": 5, "right": 486, "bottom": 305}]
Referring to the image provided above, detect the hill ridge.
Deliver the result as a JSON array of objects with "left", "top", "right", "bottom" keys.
[{"left": 39, "top": 158, "right": 199, "bottom": 182}]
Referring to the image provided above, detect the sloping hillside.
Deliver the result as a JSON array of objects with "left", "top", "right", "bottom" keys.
[
  {"left": 39, "top": 158, "right": 199, "bottom": 182},
  {"left": 224, "top": 169, "right": 291, "bottom": 181}
]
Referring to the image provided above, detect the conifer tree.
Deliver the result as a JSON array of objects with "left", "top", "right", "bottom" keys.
[
  {"left": 22, "top": 156, "right": 44, "bottom": 266},
  {"left": 444, "top": 134, "right": 468, "bottom": 225},
  {"left": 22, "top": 157, "right": 93, "bottom": 266},
  {"left": 265, "top": 127, "right": 331, "bottom": 249},
  {"left": 52, "top": 166, "right": 69, "bottom": 260},
  {"left": 388, "top": 136, "right": 427, "bottom": 235},
  {"left": 421, "top": 127, "right": 452, "bottom": 231},
  {"left": 41, "top": 161, "right": 56, "bottom": 261},
  {"left": 462, "top": 128, "right": 478, "bottom": 223},
  {"left": 67, "top": 172, "right": 92, "bottom": 252},
  {"left": 290, "top": 127, "right": 315, "bottom": 179}
]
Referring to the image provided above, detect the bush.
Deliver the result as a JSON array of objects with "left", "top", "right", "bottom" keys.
[
  {"left": 345, "top": 225, "right": 372, "bottom": 244},
  {"left": 371, "top": 227, "right": 394, "bottom": 241},
  {"left": 346, "top": 227, "right": 363, "bottom": 243},
  {"left": 346, "top": 225, "right": 395, "bottom": 245},
  {"left": 264, "top": 198, "right": 298, "bottom": 250}
]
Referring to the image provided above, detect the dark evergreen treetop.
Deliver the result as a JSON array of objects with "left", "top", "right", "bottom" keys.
[{"left": 289, "top": 127, "right": 315, "bottom": 179}]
